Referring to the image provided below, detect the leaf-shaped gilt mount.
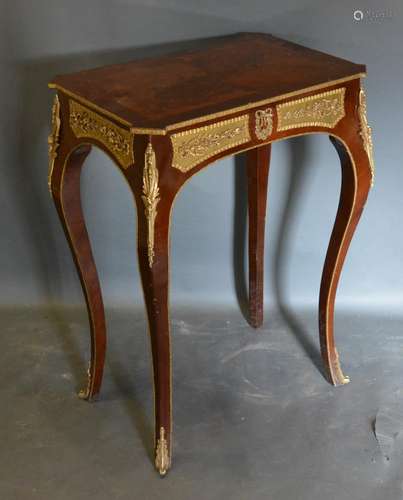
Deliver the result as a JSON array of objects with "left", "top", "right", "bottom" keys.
[
  {"left": 142, "top": 142, "right": 160, "bottom": 268},
  {"left": 358, "top": 86, "right": 375, "bottom": 187},
  {"left": 48, "top": 94, "right": 61, "bottom": 193}
]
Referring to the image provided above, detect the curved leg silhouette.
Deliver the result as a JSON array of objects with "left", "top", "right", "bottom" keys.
[
  {"left": 319, "top": 134, "right": 371, "bottom": 385},
  {"left": 50, "top": 145, "right": 107, "bottom": 400},
  {"left": 247, "top": 144, "right": 271, "bottom": 328},
  {"left": 136, "top": 194, "right": 173, "bottom": 476},
  {"left": 132, "top": 142, "right": 174, "bottom": 476}
]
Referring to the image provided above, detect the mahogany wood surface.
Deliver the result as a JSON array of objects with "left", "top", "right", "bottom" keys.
[
  {"left": 48, "top": 33, "right": 373, "bottom": 476},
  {"left": 247, "top": 144, "right": 271, "bottom": 328},
  {"left": 50, "top": 32, "right": 365, "bottom": 130},
  {"left": 51, "top": 144, "right": 106, "bottom": 400}
]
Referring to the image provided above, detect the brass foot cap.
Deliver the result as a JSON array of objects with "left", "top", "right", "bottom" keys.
[
  {"left": 78, "top": 389, "right": 89, "bottom": 400},
  {"left": 155, "top": 427, "right": 170, "bottom": 477},
  {"left": 77, "top": 389, "right": 99, "bottom": 401},
  {"left": 332, "top": 374, "right": 350, "bottom": 387},
  {"left": 157, "top": 467, "right": 168, "bottom": 477}
]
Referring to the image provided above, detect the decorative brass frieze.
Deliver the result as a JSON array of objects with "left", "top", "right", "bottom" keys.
[
  {"left": 48, "top": 94, "right": 61, "bottom": 192},
  {"left": 142, "top": 142, "right": 160, "bottom": 268},
  {"left": 69, "top": 100, "right": 134, "bottom": 168},
  {"left": 50, "top": 74, "right": 365, "bottom": 135},
  {"left": 255, "top": 107, "right": 273, "bottom": 140},
  {"left": 171, "top": 115, "right": 250, "bottom": 173},
  {"left": 358, "top": 86, "right": 375, "bottom": 187},
  {"left": 155, "top": 427, "right": 169, "bottom": 476},
  {"left": 277, "top": 88, "right": 346, "bottom": 131}
]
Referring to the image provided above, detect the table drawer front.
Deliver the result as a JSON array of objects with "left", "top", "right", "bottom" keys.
[
  {"left": 276, "top": 87, "right": 346, "bottom": 131},
  {"left": 170, "top": 115, "right": 250, "bottom": 173}
]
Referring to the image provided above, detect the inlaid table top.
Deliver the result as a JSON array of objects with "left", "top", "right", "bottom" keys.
[{"left": 49, "top": 32, "right": 366, "bottom": 134}]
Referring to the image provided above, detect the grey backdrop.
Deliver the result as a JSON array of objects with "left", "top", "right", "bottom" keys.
[{"left": 1, "top": 0, "right": 402, "bottom": 312}]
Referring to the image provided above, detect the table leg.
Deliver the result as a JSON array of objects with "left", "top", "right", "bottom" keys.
[
  {"left": 132, "top": 141, "right": 173, "bottom": 476},
  {"left": 50, "top": 145, "right": 107, "bottom": 400},
  {"left": 247, "top": 144, "right": 271, "bottom": 327},
  {"left": 319, "top": 133, "right": 372, "bottom": 385}
]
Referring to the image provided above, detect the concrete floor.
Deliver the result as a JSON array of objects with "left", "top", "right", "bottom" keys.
[{"left": 2, "top": 305, "right": 403, "bottom": 500}]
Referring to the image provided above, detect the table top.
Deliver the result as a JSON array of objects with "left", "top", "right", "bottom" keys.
[{"left": 49, "top": 32, "right": 365, "bottom": 133}]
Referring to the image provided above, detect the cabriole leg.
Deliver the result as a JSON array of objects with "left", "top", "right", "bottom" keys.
[
  {"left": 319, "top": 130, "right": 372, "bottom": 385},
  {"left": 50, "top": 144, "right": 107, "bottom": 400}
]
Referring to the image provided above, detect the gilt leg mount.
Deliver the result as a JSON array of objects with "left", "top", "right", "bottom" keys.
[
  {"left": 142, "top": 142, "right": 160, "bottom": 268},
  {"left": 331, "top": 349, "right": 350, "bottom": 386},
  {"left": 77, "top": 362, "right": 99, "bottom": 400},
  {"left": 358, "top": 86, "right": 375, "bottom": 187},
  {"left": 155, "top": 427, "right": 170, "bottom": 476}
]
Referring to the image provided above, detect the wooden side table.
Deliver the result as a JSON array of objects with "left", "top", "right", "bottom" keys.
[{"left": 47, "top": 33, "right": 374, "bottom": 476}]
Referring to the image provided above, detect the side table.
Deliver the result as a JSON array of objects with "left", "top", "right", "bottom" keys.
[{"left": 47, "top": 33, "right": 374, "bottom": 476}]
